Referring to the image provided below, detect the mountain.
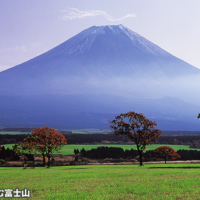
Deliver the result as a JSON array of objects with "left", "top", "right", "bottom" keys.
[{"left": 0, "top": 24, "right": 200, "bottom": 130}]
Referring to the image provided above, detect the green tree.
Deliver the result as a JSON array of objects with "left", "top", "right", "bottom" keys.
[{"left": 13, "top": 142, "right": 36, "bottom": 168}]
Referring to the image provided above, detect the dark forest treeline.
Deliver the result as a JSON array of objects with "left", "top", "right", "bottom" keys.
[
  {"left": 1, "top": 134, "right": 200, "bottom": 148},
  {"left": 1, "top": 128, "right": 200, "bottom": 136},
  {"left": 0, "top": 134, "right": 29, "bottom": 145},
  {"left": 1, "top": 145, "right": 200, "bottom": 162},
  {"left": 0, "top": 128, "right": 33, "bottom": 132},
  {"left": 64, "top": 134, "right": 200, "bottom": 147},
  {"left": 0, "top": 146, "right": 20, "bottom": 161},
  {"left": 76, "top": 146, "right": 200, "bottom": 161},
  {"left": 0, "top": 146, "right": 34, "bottom": 162},
  {"left": 0, "top": 133, "right": 128, "bottom": 144}
]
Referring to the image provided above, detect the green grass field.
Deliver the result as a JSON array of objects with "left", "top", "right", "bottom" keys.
[
  {"left": 0, "top": 131, "right": 31, "bottom": 135},
  {"left": 3, "top": 144, "right": 200, "bottom": 155},
  {"left": 0, "top": 164, "right": 200, "bottom": 199},
  {"left": 61, "top": 129, "right": 113, "bottom": 134}
]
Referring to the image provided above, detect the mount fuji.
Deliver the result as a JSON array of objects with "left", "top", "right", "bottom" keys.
[{"left": 0, "top": 24, "right": 200, "bottom": 130}]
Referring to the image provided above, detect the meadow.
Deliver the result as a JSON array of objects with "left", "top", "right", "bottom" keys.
[
  {"left": 3, "top": 144, "right": 200, "bottom": 155},
  {"left": 65, "top": 129, "right": 113, "bottom": 134},
  {"left": 0, "top": 131, "right": 30, "bottom": 135},
  {"left": 0, "top": 164, "right": 200, "bottom": 199}
]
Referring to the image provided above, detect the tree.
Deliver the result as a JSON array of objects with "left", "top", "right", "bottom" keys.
[
  {"left": 110, "top": 111, "right": 162, "bottom": 166},
  {"left": 74, "top": 149, "right": 79, "bottom": 161},
  {"left": 15, "top": 126, "right": 67, "bottom": 167},
  {"left": 0, "top": 146, "right": 5, "bottom": 160},
  {"left": 150, "top": 146, "right": 181, "bottom": 164},
  {"left": 13, "top": 142, "right": 36, "bottom": 168},
  {"left": 74, "top": 149, "right": 79, "bottom": 154}
]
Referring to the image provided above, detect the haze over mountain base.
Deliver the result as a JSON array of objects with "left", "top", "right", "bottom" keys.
[{"left": 0, "top": 25, "right": 200, "bottom": 130}]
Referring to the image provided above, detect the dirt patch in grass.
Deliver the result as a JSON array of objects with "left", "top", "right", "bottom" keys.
[{"left": 6, "top": 161, "right": 23, "bottom": 166}]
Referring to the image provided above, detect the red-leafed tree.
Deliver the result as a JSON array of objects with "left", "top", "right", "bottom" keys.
[
  {"left": 150, "top": 146, "right": 181, "bottom": 164},
  {"left": 110, "top": 111, "right": 162, "bottom": 166},
  {"left": 14, "top": 126, "right": 67, "bottom": 167}
]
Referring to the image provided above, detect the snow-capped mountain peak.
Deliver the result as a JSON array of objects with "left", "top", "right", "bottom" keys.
[{"left": 44, "top": 24, "right": 171, "bottom": 57}]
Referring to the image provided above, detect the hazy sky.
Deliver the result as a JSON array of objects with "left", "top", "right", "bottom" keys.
[{"left": 1, "top": 0, "right": 200, "bottom": 72}]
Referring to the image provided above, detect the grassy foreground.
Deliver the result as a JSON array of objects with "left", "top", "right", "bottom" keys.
[
  {"left": 3, "top": 144, "right": 200, "bottom": 155},
  {"left": 0, "top": 164, "right": 200, "bottom": 199}
]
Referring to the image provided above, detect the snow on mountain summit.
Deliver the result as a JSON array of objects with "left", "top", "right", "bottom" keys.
[
  {"left": 2, "top": 24, "right": 199, "bottom": 82},
  {"left": 45, "top": 24, "right": 171, "bottom": 57}
]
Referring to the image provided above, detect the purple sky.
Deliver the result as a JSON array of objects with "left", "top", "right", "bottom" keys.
[{"left": 1, "top": 0, "right": 200, "bottom": 72}]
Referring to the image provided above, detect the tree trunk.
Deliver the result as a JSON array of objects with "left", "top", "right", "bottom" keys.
[
  {"left": 136, "top": 145, "right": 143, "bottom": 166},
  {"left": 75, "top": 155, "right": 78, "bottom": 161},
  {"left": 165, "top": 156, "right": 166, "bottom": 164},
  {"left": 32, "top": 155, "right": 35, "bottom": 168},
  {"left": 139, "top": 151, "right": 143, "bottom": 166},
  {"left": 42, "top": 154, "right": 45, "bottom": 167},
  {"left": 47, "top": 155, "right": 50, "bottom": 168},
  {"left": 24, "top": 156, "right": 26, "bottom": 165}
]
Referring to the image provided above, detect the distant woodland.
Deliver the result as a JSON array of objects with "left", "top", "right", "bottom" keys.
[
  {"left": 1, "top": 133, "right": 200, "bottom": 149},
  {"left": 1, "top": 144, "right": 200, "bottom": 162},
  {"left": 1, "top": 129, "right": 200, "bottom": 162}
]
